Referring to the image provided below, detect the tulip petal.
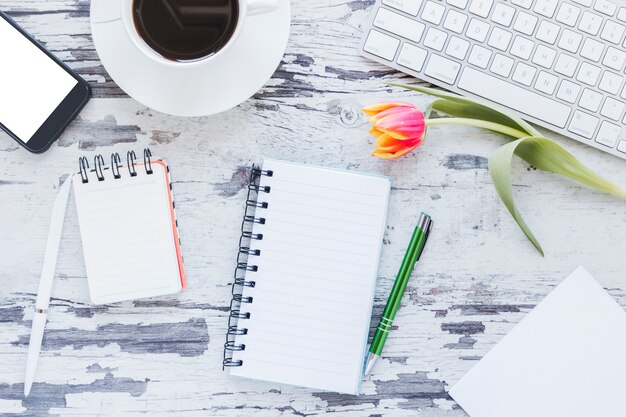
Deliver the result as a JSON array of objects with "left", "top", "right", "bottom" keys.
[
  {"left": 369, "top": 126, "right": 385, "bottom": 137},
  {"left": 376, "top": 143, "right": 417, "bottom": 153},
  {"left": 374, "top": 134, "right": 422, "bottom": 151},
  {"left": 372, "top": 145, "right": 419, "bottom": 159},
  {"left": 362, "top": 101, "right": 413, "bottom": 116},
  {"left": 369, "top": 106, "right": 415, "bottom": 123},
  {"left": 375, "top": 110, "right": 426, "bottom": 140},
  {"left": 371, "top": 150, "right": 402, "bottom": 159},
  {"left": 390, "top": 146, "right": 419, "bottom": 158}
]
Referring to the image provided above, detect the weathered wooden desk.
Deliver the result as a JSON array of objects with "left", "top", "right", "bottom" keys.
[{"left": 1, "top": 1, "right": 625, "bottom": 416}]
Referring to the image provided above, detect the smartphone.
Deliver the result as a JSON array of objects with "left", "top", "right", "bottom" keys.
[{"left": 0, "top": 11, "right": 90, "bottom": 153}]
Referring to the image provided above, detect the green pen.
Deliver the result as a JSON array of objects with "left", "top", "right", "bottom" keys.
[{"left": 365, "top": 212, "right": 433, "bottom": 376}]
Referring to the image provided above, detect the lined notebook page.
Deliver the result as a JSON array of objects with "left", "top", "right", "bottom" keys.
[
  {"left": 231, "top": 159, "right": 391, "bottom": 394},
  {"left": 72, "top": 161, "right": 184, "bottom": 304}
]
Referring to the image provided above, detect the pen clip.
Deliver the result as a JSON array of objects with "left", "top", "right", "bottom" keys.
[{"left": 415, "top": 219, "right": 433, "bottom": 263}]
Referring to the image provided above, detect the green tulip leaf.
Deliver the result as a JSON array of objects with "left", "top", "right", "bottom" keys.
[
  {"left": 489, "top": 137, "right": 544, "bottom": 255},
  {"left": 489, "top": 136, "right": 626, "bottom": 255},
  {"left": 514, "top": 137, "right": 626, "bottom": 198},
  {"left": 387, "top": 83, "right": 540, "bottom": 137}
]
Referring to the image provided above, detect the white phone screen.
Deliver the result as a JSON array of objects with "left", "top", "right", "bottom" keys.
[{"left": 0, "top": 17, "right": 78, "bottom": 143}]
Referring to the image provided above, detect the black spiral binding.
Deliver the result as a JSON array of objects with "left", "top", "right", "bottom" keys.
[
  {"left": 223, "top": 165, "right": 273, "bottom": 368},
  {"left": 111, "top": 153, "right": 122, "bottom": 179},
  {"left": 78, "top": 148, "right": 154, "bottom": 183},
  {"left": 94, "top": 154, "right": 106, "bottom": 181},
  {"left": 127, "top": 151, "right": 138, "bottom": 177}
]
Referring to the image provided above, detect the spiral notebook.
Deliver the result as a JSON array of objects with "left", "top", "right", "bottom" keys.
[
  {"left": 224, "top": 159, "right": 391, "bottom": 394},
  {"left": 72, "top": 149, "right": 185, "bottom": 304}
]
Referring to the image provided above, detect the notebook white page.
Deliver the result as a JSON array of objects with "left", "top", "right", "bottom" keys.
[
  {"left": 449, "top": 266, "right": 626, "bottom": 417},
  {"left": 230, "top": 159, "right": 391, "bottom": 394},
  {"left": 73, "top": 160, "right": 184, "bottom": 304}
]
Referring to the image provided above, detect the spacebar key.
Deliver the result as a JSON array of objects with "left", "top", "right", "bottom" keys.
[{"left": 457, "top": 68, "right": 571, "bottom": 128}]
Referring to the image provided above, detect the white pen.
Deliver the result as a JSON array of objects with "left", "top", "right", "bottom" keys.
[{"left": 24, "top": 174, "right": 73, "bottom": 397}]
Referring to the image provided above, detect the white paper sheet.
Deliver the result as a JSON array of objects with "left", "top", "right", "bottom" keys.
[
  {"left": 450, "top": 266, "right": 626, "bottom": 417},
  {"left": 230, "top": 159, "right": 391, "bottom": 394}
]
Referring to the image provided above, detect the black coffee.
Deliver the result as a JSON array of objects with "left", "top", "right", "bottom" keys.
[{"left": 133, "top": 0, "right": 239, "bottom": 62}]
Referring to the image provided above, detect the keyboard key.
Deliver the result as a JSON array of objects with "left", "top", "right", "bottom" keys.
[
  {"left": 618, "top": 7, "right": 626, "bottom": 22},
  {"left": 618, "top": 140, "right": 626, "bottom": 154},
  {"left": 536, "top": 20, "right": 561, "bottom": 44},
  {"left": 458, "top": 67, "right": 571, "bottom": 127},
  {"left": 510, "top": 36, "right": 535, "bottom": 60},
  {"left": 556, "top": 3, "right": 581, "bottom": 26},
  {"left": 374, "top": 8, "right": 426, "bottom": 43},
  {"left": 572, "top": 0, "right": 592, "bottom": 6},
  {"left": 490, "top": 54, "right": 515, "bottom": 77},
  {"left": 556, "top": 80, "right": 581, "bottom": 103},
  {"left": 514, "top": 11, "right": 539, "bottom": 35},
  {"left": 576, "top": 62, "right": 601, "bottom": 85},
  {"left": 447, "top": 0, "right": 469, "bottom": 9},
  {"left": 558, "top": 29, "right": 582, "bottom": 53},
  {"left": 425, "top": 54, "right": 462, "bottom": 84},
  {"left": 595, "top": 121, "right": 621, "bottom": 147},
  {"left": 603, "top": 47, "right": 626, "bottom": 71},
  {"left": 580, "top": 38, "right": 605, "bottom": 61},
  {"left": 601, "top": 20, "right": 626, "bottom": 44},
  {"left": 601, "top": 97, "right": 625, "bottom": 120},
  {"left": 532, "top": 45, "right": 557, "bottom": 68},
  {"left": 466, "top": 18, "right": 490, "bottom": 42},
  {"left": 397, "top": 43, "right": 428, "bottom": 72},
  {"left": 382, "top": 0, "right": 423, "bottom": 16},
  {"left": 424, "top": 27, "right": 448, "bottom": 51},
  {"left": 488, "top": 27, "right": 513, "bottom": 51},
  {"left": 568, "top": 110, "right": 599, "bottom": 138},
  {"left": 554, "top": 54, "right": 578, "bottom": 77},
  {"left": 468, "top": 0, "right": 493, "bottom": 18},
  {"left": 444, "top": 9, "right": 469, "bottom": 33},
  {"left": 468, "top": 45, "right": 492, "bottom": 68},
  {"left": 534, "top": 0, "right": 559, "bottom": 18},
  {"left": 535, "top": 71, "right": 560, "bottom": 94},
  {"left": 364, "top": 30, "right": 400, "bottom": 61},
  {"left": 578, "top": 11, "right": 603, "bottom": 35},
  {"left": 512, "top": 0, "right": 533, "bottom": 9},
  {"left": 491, "top": 3, "right": 516, "bottom": 26},
  {"left": 512, "top": 62, "right": 537, "bottom": 86},
  {"left": 422, "top": 1, "right": 446, "bottom": 24},
  {"left": 579, "top": 88, "right": 603, "bottom": 112},
  {"left": 594, "top": 0, "right": 617, "bottom": 16},
  {"left": 598, "top": 71, "right": 623, "bottom": 94},
  {"left": 446, "top": 36, "right": 470, "bottom": 60}
]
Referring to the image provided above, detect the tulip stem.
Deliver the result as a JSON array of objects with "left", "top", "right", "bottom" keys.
[{"left": 426, "top": 118, "right": 530, "bottom": 139}]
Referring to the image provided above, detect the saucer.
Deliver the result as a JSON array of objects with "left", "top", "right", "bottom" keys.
[{"left": 90, "top": 1, "right": 291, "bottom": 117}]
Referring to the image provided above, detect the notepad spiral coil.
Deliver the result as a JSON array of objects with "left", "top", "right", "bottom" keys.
[
  {"left": 223, "top": 166, "right": 273, "bottom": 368},
  {"left": 78, "top": 148, "right": 154, "bottom": 183}
]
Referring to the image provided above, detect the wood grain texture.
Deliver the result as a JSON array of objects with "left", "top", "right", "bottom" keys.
[{"left": 1, "top": 1, "right": 625, "bottom": 416}]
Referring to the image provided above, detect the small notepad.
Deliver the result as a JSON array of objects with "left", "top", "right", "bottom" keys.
[
  {"left": 224, "top": 159, "right": 391, "bottom": 394},
  {"left": 449, "top": 266, "right": 626, "bottom": 417},
  {"left": 73, "top": 150, "right": 185, "bottom": 304}
]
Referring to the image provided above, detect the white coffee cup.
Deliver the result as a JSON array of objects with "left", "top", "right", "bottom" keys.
[
  {"left": 119, "top": 0, "right": 279, "bottom": 68},
  {"left": 90, "top": 0, "right": 290, "bottom": 116}
]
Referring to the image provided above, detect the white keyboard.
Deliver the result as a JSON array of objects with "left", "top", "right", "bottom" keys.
[{"left": 360, "top": 0, "right": 626, "bottom": 160}]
